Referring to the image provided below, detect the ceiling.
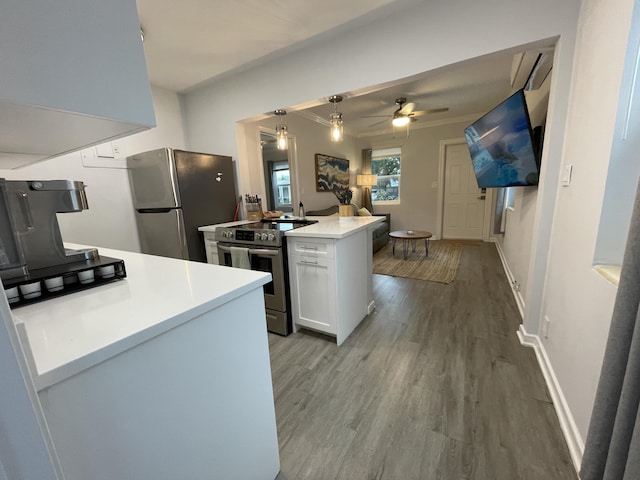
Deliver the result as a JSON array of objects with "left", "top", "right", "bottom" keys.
[
  {"left": 136, "top": 0, "right": 555, "bottom": 138},
  {"left": 136, "top": 0, "right": 400, "bottom": 92}
]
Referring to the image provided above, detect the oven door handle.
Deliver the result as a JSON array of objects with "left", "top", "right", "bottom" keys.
[
  {"left": 217, "top": 244, "right": 280, "bottom": 257},
  {"left": 248, "top": 248, "right": 280, "bottom": 257}
]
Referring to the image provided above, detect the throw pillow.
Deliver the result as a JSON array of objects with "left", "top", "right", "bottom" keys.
[{"left": 358, "top": 207, "right": 372, "bottom": 216}]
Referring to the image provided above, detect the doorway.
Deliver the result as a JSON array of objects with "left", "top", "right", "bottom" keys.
[
  {"left": 437, "top": 139, "right": 493, "bottom": 240},
  {"left": 261, "top": 133, "right": 293, "bottom": 213}
]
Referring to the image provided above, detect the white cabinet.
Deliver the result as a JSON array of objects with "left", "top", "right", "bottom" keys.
[
  {"left": 0, "top": 0, "right": 156, "bottom": 168},
  {"left": 290, "top": 254, "right": 337, "bottom": 334},
  {"left": 203, "top": 232, "right": 219, "bottom": 265},
  {"left": 36, "top": 289, "right": 280, "bottom": 480},
  {"left": 288, "top": 230, "right": 369, "bottom": 346}
]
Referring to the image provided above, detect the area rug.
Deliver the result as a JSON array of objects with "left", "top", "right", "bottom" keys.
[{"left": 373, "top": 240, "right": 462, "bottom": 284}]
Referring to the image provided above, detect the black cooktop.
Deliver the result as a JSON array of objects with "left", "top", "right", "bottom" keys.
[{"left": 229, "top": 219, "right": 318, "bottom": 232}]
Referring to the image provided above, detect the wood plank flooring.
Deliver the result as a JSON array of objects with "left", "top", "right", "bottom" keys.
[{"left": 268, "top": 242, "right": 576, "bottom": 480}]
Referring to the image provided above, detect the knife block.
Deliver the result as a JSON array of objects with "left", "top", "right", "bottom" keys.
[{"left": 246, "top": 201, "right": 264, "bottom": 221}]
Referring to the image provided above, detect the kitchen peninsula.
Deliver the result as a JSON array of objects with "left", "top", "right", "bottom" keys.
[
  {"left": 286, "top": 215, "right": 383, "bottom": 345},
  {"left": 11, "top": 245, "right": 280, "bottom": 480}
]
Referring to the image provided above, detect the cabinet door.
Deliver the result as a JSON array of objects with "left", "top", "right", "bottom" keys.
[
  {"left": 1, "top": 0, "right": 155, "bottom": 167},
  {"left": 290, "top": 255, "right": 336, "bottom": 335},
  {"left": 204, "top": 239, "right": 219, "bottom": 264}
]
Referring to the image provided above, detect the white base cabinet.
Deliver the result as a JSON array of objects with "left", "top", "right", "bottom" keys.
[
  {"left": 288, "top": 230, "right": 369, "bottom": 345},
  {"left": 203, "top": 231, "right": 220, "bottom": 264},
  {"left": 37, "top": 289, "right": 280, "bottom": 480}
]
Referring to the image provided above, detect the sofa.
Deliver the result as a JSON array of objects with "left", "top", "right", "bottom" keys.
[{"left": 305, "top": 204, "right": 390, "bottom": 253}]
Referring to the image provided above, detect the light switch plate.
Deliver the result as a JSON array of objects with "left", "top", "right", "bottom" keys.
[{"left": 95, "top": 142, "right": 115, "bottom": 158}]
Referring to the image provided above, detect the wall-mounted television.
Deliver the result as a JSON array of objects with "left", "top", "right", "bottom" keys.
[{"left": 464, "top": 90, "right": 540, "bottom": 188}]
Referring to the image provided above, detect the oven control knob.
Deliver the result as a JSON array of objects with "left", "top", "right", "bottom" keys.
[
  {"left": 268, "top": 234, "right": 275, "bottom": 241},
  {"left": 258, "top": 233, "right": 266, "bottom": 240}
]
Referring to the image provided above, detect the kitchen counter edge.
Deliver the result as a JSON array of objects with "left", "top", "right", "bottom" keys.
[
  {"left": 12, "top": 245, "right": 271, "bottom": 390},
  {"left": 284, "top": 215, "right": 383, "bottom": 239}
]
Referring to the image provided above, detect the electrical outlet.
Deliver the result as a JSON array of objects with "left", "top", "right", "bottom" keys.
[
  {"left": 112, "top": 144, "right": 121, "bottom": 156},
  {"left": 543, "top": 315, "right": 551, "bottom": 338},
  {"left": 431, "top": 181, "right": 438, "bottom": 188}
]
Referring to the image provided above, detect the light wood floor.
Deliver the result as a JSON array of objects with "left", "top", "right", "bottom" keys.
[{"left": 269, "top": 242, "right": 577, "bottom": 480}]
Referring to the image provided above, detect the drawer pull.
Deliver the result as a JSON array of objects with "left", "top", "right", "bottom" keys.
[
  {"left": 301, "top": 246, "right": 318, "bottom": 250},
  {"left": 301, "top": 260, "right": 319, "bottom": 265}
]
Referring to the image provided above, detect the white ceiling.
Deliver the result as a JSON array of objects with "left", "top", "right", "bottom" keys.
[
  {"left": 136, "top": 0, "right": 555, "bottom": 137},
  {"left": 136, "top": 0, "right": 400, "bottom": 92}
]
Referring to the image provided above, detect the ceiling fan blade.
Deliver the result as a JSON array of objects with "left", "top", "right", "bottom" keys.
[
  {"left": 399, "top": 102, "right": 416, "bottom": 115},
  {"left": 409, "top": 107, "right": 450, "bottom": 117},
  {"left": 368, "top": 118, "right": 390, "bottom": 128}
]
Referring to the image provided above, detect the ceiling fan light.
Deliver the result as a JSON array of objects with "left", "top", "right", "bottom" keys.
[
  {"left": 329, "top": 112, "right": 343, "bottom": 142},
  {"left": 392, "top": 116, "right": 410, "bottom": 127}
]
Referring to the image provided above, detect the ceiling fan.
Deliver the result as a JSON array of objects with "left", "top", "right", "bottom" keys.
[{"left": 363, "top": 97, "right": 449, "bottom": 128}]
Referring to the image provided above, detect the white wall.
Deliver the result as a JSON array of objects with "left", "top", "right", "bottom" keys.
[
  {"left": 0, "top": 85, "right": 187, "bottom": 252},
  {"left": 536, "top": 0, "right": 635, "bottom": 445},
  {"left": 495, "top": 77, "right": 552, "bottom": 307},
  {"left": 239, "top": 113, "right": 361, "bottom": 212},
  {"left": 357, "top": 121, "right": 471, "bottom": 232},
  {"left": 594, "top": 2, "right": 640, "bottom": 265}
]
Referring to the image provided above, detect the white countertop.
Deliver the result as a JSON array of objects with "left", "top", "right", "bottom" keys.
[
  {"left": 12, "top": 245, "right": 271, "bottom": 390},
  {"left": 285, "top": 215, "right": 383, "bottom": 239}
]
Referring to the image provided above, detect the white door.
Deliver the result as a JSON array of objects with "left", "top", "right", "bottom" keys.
[{"left": 442, "top": 143, "right": 485, "bottom": 239}]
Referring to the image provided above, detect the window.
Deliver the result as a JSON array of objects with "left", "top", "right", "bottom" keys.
[
  {"left": 272, "top": 162, "right": 291, "bottom": 209},
  {"left": 371, "top": 147, "right": 401, "bottom": 204}
]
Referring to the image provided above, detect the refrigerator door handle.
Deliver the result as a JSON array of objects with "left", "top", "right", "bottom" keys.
[{"left": 176, "top": 209, "right": 189, "bottom": 260}]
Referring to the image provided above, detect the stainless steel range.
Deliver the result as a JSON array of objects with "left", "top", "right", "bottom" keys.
[{"left": 215, "top": 219, "right": 317, "bottom": 335}]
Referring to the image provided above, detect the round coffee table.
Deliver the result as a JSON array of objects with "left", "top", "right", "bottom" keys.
[{"left": 389, "top": 230, "right": 433, "bottom": 259}]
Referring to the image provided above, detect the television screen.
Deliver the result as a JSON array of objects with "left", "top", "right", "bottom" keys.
[{"left": 464, "top": 90, "right": 539, "bottom": 188}]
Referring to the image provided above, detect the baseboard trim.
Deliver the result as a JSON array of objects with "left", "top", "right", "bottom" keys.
[
  {"left": 493, "top": 241, "right": 525, "bottom": 318},
  {"left": 517, "top": 325, "right": 584, "bottom": 473},
  {"left": 367, "top": 301, "right": 376, "bottom": 315}
]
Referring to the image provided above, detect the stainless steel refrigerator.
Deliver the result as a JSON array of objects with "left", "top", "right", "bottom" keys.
[{"left": 127, "top": 148, "right": 237, "bottom": 262}]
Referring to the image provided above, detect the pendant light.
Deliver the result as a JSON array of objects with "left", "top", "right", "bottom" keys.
[
  {"left": 274, "top": 109, "right": 288, "bottom": 150},
  {"left": 328, "top": 95, "right": 344, "bottom": 142}
]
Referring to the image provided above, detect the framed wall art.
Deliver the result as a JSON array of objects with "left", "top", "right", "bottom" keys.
[{"left": 315, "top": 154, "right": 349, "bottom": 192}]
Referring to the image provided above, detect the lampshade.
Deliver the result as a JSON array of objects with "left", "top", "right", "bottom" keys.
[
  {"left": 329, "top": 113, "right": 343, "bottom": 142},
  {"left": 274, "top": 109, "right": 288, "bottom": 150},
  {"left": 328, "top": 95, "right": 344, "bottom": 142},
  {"left": 275, "top": 123, "right": 288, "bottom": 150},
  {"left": 357, "top": 174, "right": 378, "bottom": 187}
]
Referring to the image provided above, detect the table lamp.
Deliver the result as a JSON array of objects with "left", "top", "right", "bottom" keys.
[{"left": 356, "top": 173, "right": 378, "bottom": 213}]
